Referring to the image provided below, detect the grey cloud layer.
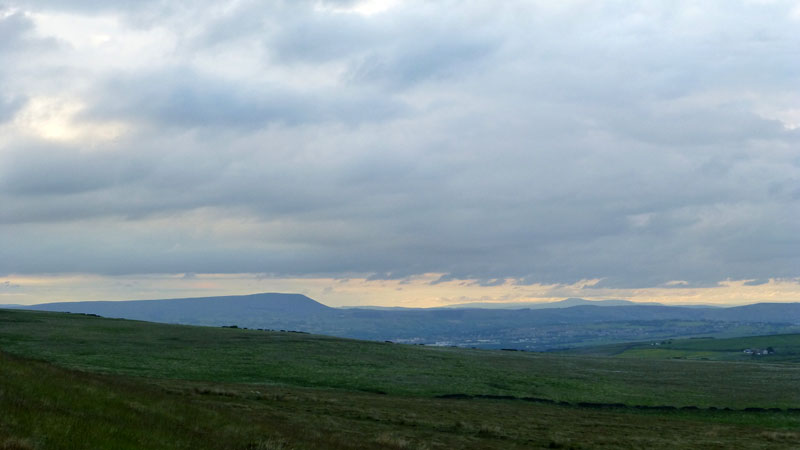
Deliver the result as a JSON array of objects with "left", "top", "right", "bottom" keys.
[
  {"left": 1, "top": 1, "right": 799, "bottom": 288},
  {"left": 94, "top": 68, "right": 407, "bottom": 127}
]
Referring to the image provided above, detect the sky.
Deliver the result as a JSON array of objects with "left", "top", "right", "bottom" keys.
[{"left": 1, "top": 0, "right": 799, "bottom": 307}]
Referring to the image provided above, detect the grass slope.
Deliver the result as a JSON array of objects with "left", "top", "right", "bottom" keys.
[
  {"left": 3, "top": 309, "right": 800, "bottom": 449},
  {"left": 564, "top": 334, "right": 800, "bottom": 362},
  {"left": 4, "top": 352, "right": 800, "bottom": 450},
  {"left": 2, "top": 309, "right": 800, "bottom": 409}
]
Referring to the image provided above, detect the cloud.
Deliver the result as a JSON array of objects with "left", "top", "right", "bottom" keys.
[
  {"left": 1, "top": 281, "right": 21, "bottom": 289},
  {"left": 0, "top": 10, "right": 35, "bottom": 50},
  {"left": 1, "top": 0, "right": 799, "bottom": 292},
  {"left": 0, "top": 94, "right": 25, "bottom": 124},
  {"left": 345, "top": 34, "right": 498, "bottom": 88},
  {"left": 0, "top": 9, "right": 59, "bottom": 53},
  {"left": 264, "top": 3, "right": 501, "bottom": 88},
  {"left": 90, "top": 67, "right": 407, "bottom": 128}
]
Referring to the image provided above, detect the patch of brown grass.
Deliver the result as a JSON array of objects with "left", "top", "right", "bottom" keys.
[{"left": 0, "top": 438, "right": 35, "bottom": 450}]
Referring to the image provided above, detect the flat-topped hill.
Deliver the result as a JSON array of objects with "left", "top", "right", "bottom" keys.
[{"left": 23, "top": 292, "right": 332, "bottom": 325}]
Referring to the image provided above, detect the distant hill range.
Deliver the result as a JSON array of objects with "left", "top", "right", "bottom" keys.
[
  {"left": 440, "top": 298, "right": 663, "bottom": 309},
  {"left": 439, "top": 297, "right": 727, "bottom": 309},
  {"left": 10, "top": 293, "right": 800, "bottom": 350}
]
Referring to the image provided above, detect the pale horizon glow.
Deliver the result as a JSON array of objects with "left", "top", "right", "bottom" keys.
[{"left": 1, "top": 273, "right": 798, "bottom": 308}]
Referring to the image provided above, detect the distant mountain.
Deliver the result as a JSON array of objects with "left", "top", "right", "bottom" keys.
[
  {"left": 23, "top": 293, "right": 332, "bottom": 327},
  {"left": 11, "top": 293, "right": 800, "bottom": 350},
  {"left": 337, "top": 306, "right": 420, "bottom": 310},
  {"left": 440, "top": 298, "right": 662, "bottom": 309},
  {"left": 711, "top": 303, "right": 800, "bottom": 322}
]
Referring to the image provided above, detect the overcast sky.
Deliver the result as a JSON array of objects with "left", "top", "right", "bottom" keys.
[{"left": 1, "top": 0, "right": 799, "bottom": 306}]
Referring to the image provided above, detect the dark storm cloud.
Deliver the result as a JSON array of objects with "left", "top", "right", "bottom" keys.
[{"left": 1, "top": 0, "right": 799, "bottom": 287}]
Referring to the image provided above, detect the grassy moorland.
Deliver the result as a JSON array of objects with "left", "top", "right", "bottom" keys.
[
  {"left": 2, "top": 308, "right": 800, "bottom": 449},
  {"left": 2, "top": 309, "right": 800, "bottom": 408},
  {"left": 6, "top": 351, "right": 800, "bottom": 450},
  {"left": 563, "top": 333, "right": 800, "bottom": 362}
]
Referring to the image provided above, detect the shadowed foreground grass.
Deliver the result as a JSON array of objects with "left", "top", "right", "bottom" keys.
[
  {"left": 3, "top": 309, "right": 800, "bottom": 449},
  {"left": 3, "top": 351, "right": 800, "bottom": 450}
]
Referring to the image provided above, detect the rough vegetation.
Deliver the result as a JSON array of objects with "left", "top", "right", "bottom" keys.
[
  {"left": 2, "top": 308, "right": 800, "bottom": 449},
  {"left": 563, "top": 333, "right": 800, "bottom": 362}
]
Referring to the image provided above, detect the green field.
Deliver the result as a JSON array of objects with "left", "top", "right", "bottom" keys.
[
  {"left": 563, "top": 334, "right": 800, "bottom": 362},
  {"left": 2, "top": 308, "right": 800, "bottom": 449}
]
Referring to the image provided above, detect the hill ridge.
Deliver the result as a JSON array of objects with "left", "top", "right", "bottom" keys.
[{"left": 16, "top": 294, "right": 800, "bottom": 350}]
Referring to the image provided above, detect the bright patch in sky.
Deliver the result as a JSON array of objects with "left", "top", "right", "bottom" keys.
[
  {"left": 316, "top": 0, "right": 400, "bottom": 16},
  {"left": 14, "top": 97, "right": 128, "bottom": 143}
]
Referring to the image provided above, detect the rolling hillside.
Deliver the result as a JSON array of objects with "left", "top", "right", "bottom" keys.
[
  {"left": 2, "top": 308, "right": 800, "bottom": 449},
  {"left": 563, "top": 333, "right": 800, "bottom": 362},
  {"left": 2, "top": 308, "right": 800, "bottom": 408}
]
